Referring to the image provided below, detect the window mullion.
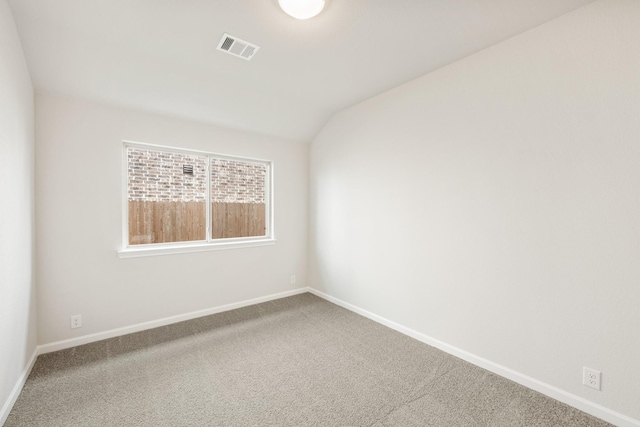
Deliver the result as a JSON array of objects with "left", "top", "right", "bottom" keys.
[{"left": 206, "top": 155, "right": 211, "bottom": 242}]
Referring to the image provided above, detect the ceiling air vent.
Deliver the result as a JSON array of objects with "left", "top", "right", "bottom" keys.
[{"left": 216, "top": 33, "right": 260, "bottom": 61}]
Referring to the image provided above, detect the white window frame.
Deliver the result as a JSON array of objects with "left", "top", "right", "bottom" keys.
[{"left": 118, "top": 140, "right": 275, "bottom": 258}]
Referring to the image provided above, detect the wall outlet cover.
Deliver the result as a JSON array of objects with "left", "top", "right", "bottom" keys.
[
  {"left": 583, "top": 367, "right": 601, "bottom": 390},
  {"left": 70, "top": 314, "right": 82, "bottom": 329}
]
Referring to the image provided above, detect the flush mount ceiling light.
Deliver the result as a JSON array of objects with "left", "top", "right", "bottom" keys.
[{"left": 278, "top": 0, "right": 325, "bottom": 19}]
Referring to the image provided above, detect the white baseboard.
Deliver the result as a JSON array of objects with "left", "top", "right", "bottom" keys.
[
  {"left": 0, "top": 347, "right": 38, "bottom": 426},
  {"left": 38, "top": 287, "right": 308, "bottom": 354},
  {"left": 308, "top": 288, "right": 639, "bottom": 427},
  {"left": 10, "top": 288, "right": 636, "bottom": 426}
]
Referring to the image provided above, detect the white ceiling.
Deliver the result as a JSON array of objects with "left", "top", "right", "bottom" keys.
[{"left": 8, "top": 0, "right": 596, "bottom": 142}]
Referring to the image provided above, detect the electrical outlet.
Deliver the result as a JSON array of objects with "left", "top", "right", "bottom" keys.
[
  {"left": 290, "top": 275, "right": 297, "bottom": 285},
  {"left": 583, "top": 367, "right": 601, "bottom": 390},
  {"left": 70, "top": 314, "right": 82, "bottom": 329}
]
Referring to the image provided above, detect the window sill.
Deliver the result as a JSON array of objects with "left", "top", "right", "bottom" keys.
[{"left": 117, "top": 238, "right": 276, "bottom": 259}]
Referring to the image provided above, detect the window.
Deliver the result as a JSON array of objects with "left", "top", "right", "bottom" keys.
[{"left": 120, "top": 141, "right": 273, "bottom": 257}]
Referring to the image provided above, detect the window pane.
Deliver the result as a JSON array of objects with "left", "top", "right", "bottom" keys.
[
  {"left": 210, "top": 158, "right": 266, "bottom": 239},
  {"left": 128, "top": 148, "right": 207, "bottom": 245}
]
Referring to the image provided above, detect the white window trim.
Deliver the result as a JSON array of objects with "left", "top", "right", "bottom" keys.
[{"left": 118, "top": 140, "right": 275, "bottom": 258}]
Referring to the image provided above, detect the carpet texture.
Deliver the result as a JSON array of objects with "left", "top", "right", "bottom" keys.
[{"left": 6, "top": 293, "right": 612, "bottom": 426}]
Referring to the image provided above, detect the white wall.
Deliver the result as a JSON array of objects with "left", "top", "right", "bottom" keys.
[
  {"left": 36, "top": 93, "right": 308, "bottom": 345},
  {"left": 0, "top": 0, "right": 37, "bottom": 420},
  {"left": 310, "top": 0, "right": 640, "bottom": 422}
]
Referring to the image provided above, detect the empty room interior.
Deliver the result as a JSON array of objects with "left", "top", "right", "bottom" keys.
[{"left": 1, "top": 0, "right": 639, "bottom": 426}]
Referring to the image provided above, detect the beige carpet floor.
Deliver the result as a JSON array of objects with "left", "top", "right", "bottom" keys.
[{"left": 6, "top": 293, "right": 612, "bottom": 426}]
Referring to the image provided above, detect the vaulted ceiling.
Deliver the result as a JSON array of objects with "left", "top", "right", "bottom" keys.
[{"left": 8, "top": 0, "right": 596, "bottom": 141}]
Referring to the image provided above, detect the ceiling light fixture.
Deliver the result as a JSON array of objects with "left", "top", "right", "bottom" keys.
[{"left": 278, "top": 0, "right": 325, "bottom": 20}]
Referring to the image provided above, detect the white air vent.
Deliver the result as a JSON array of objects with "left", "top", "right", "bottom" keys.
[{"left": 217, "top": 33, "right": 260, "bottom": 61}]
